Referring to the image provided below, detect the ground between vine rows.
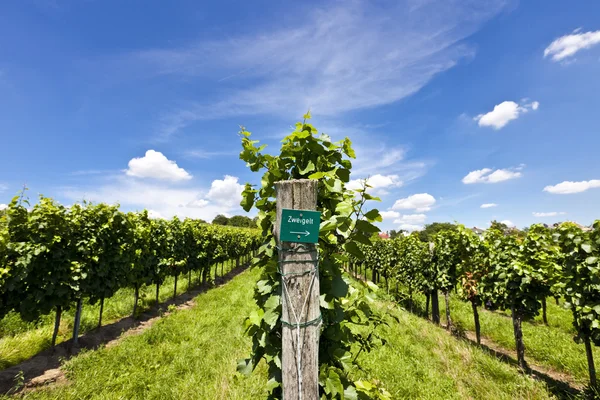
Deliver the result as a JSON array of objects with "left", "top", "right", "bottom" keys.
[{"left": 0, "top": 264, "right": 248, "bottom": 395}]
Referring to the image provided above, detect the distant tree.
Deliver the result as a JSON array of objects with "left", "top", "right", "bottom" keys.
[
  {"left": 490, "top": 220, "right": 523, "bottom": 237},
  {"left": 212, "top": 214, "right": 229, "bottom": 225},
  {"left": 490, "top": 220, "right": 509, "bottom": 232},
  {"left": 389, "top": 229, "right": 405, "bottom": 239},
  {"left": 227, "top": 215, "right": 254, "bottom": 228},
  {"left": 418, "top": 222, "right": 457, "bottom": 242}
]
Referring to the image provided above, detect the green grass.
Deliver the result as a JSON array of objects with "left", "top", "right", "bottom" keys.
[
  {"left": 411, "top": 291, "right": 599, "bottom": 386},
  {"left": 6, "top": 269, "right": 558, "bottom": 399},
  {"left": 357, "top": 301, "right": 553, "bottom": 399},
  {"left": 0, "top": 260, "right": 238, "bottom": 370},
  {"left": 8, "top": 267, "right": 268, "bottom": 400}
]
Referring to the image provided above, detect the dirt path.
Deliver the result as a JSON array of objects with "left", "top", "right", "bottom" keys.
[{"left": 0, "top": 265, "right": 249, "bottom": 395}]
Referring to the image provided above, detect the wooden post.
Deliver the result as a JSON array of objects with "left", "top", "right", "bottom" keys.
[
  {"left": 275, "top": 179, "right": 320, "bottom": 400},
  {"left": 73, "top": 298, "right": 83, "bottom": 346}
]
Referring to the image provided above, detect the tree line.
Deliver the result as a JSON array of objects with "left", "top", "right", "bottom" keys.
[{"left": 0, "top": 193, "right": 261, "bottom": 348}]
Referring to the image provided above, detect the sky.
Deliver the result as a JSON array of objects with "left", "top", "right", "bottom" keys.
[{"left": 1, "top": 0, "right": 600, "bottom": 232}]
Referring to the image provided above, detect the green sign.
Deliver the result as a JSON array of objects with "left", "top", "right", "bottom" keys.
[{"left": 280, "top": 209, "right": 321, "bottom": 244}]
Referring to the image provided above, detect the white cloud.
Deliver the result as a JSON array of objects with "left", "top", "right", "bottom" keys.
[
  {"left": 63, "top": 175, "right": 246, "bottom": 222},
  {"left": 347, "top": 174, "right": 402, "bottom": 193},
  {"left": 392, "top": 193, "right": 436, "bottom": 212},
  {"left": 0, "top": 183, "right": 7, "bottom": 192},
  {"left": 393, "top": 214, "right": 427, "bottom": 224},
  {"left": 398, "top": 223, "right": 424, "bottom": 232},
  {"left": 462, "top": 168, "right": 522, "bottom": 184},
  {"left": 206, "top": 175, "right": 244, "bottom": 208},
  {"left": 185, "top": 149, "right": 237, "bottom": 159},
  {"left": 501, "top": 220, "right": 515, "bottom": 227},
  {"left": 480, "top": 203, "right": 498, "bottom": 208},
  {"left": 380, "top": 211, "right": 400, "bottom": 220},
  {"left": 544, "top": 29, "right": 600, "bottom": 61},
  {"left": 0, "top": 204, "right": 7, "bottom": 210},
  {"left": 533, "top": 211, "right": 566, "bottom": 217},
  {"left": 148, "top": 209, "right": 165, "bottom": 219},
  {"left": 125, "top": 150, "right": 192, "bottom": 181},
  {"left": 543, "top": 179, "right": 600, "bottom": 194},
  {"left": 186, "top": 199, "right": 209, "bottom": 208},
  {"left": 128, "top": 1, "right": 506, "bottom": 137},
  {"left": 474, "top": 100, "right": 539, "bottom": 130}
]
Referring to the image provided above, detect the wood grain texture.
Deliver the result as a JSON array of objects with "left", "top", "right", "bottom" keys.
[{"left": 275, "top": 179, "right": 320, "bottom": 400}]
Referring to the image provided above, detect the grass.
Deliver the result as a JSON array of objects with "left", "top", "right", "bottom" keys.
[
  {"left": 357, "top": 300, "right": 553, "bottom": 399},
  {"left": 404, "top": 289, "right": 599, "bottom": 386},
  {"left": 4, "top": 268, "right": 559, "bottom": 399},
  {"left": 0, "top": 260, "right": 238, "bottom": 370}
]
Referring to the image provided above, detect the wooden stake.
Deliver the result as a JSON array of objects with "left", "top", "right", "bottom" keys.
[{"left": 275, "top": 179, "right": 320, "bottom": 400}]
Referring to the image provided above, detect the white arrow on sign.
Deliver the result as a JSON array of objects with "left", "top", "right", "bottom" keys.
[{"left": 290, "top": 230, "right": 310, "bottom": 236}]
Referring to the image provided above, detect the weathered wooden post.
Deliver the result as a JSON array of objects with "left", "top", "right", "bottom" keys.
[{"left": 274, "top": 179, "right": 320, "bottom": 400}]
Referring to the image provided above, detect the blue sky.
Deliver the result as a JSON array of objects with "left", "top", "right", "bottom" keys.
[{"left": 1, "top": 0, "right": 600, "bottom": 232}]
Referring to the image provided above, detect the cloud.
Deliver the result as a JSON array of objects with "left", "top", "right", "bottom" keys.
[
  {"left": 62, "top": 175, "right": 246, "bottom": 222},
  {"left": 480, "top": 203, "right": 498, "bottom": 208},
  {"left": 462, "top": 167, "right": 522, "bottom": 184},
  {"left": 205, "top": 175, "right": 244, "bottom": 208},
  {"left": 544, "top": 29, "right": 600, "bottom": 61},
  {"left": 185, "top": 149, "right": 238, "bottom": 159},
  {"left": 500, "top": 220, "right": 515, "bottom": 227},
  {"left": 125, "top": 150, "right": 192, "bottom": 181},
  {"left": 380, "top": 211, "right": 400, "bottom": 220},
  {"left": 0, "top": 183, "right": 7, "bottom": 193},
  {"left": 0, "top": 204, "right": 7, "bottom": 210},
  {"left": 474, "top": 100, "right": 539, "bottom": 130},
  {"left": 394, "top": 214, "right": 427, "bottom": 224},
  {"left": 533, "top": 211, "right": 566, "bottom": 217},
  {"left": 186, "top": 199, "right": 209, "bottom": 208},
  {"left": 543, "top": 179, "right": 600, "bottom": 194},
  {"left": 129, "top": 1, "right": 506, "bottom": 136},
  {"left": 398, "top": 223, "right": 424, "bottom": 232},
  {"left": 148, "top": 209, "right": 165, "bottom": 219},
  {"left": 347, "top": 174, "right": 402, "bottom": 193},
  {"left": 392, "top": 193, "right": 436, "bottom": 212}
]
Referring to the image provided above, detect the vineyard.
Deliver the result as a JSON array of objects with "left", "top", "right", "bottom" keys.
[
  {"left": 0, "top": 195, "right": 261, "bottom": 372},
  {"left": 352, "top": 222, "right": 600, "bottom": 391},
  {"left": 0, "top": 116, "right": 599, "bottom": 399}
]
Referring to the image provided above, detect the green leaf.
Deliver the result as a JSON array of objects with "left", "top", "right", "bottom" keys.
[
  {"left": 336, "top": 201, "right": 354, "bottom": 217},
  {"left": 344, "top": 241, "right": 364, "bottom": 259},
  {"left": 356, "top": 220, "right": 380, "bottom": 234},
  {"left": 363, "top": 209, "right": 382, "bottom": 222},
  {"left": 237, "top": 358, "right": 253, "bottom": 375},
  {"left": 331, "top": 275, "right": 349, "bottom": 297},
  {"left": 299, "top": 161, "right": 316, "bottom": 175},
  {"left": 326, "top": 370, "right": 343, "bottom": 396}
]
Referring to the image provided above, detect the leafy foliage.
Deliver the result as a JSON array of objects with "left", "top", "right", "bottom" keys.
[
  {"left": 0, "top": 193, "right": 261, "bottom": 333},
  {"left": 417, "top": 222, "right": 457, "bottom": 243},
  {"left": 556, "top": 222, "right": 600, "bottom": 345},
  {"left": 238, "top": 114, "right": 390, "bottom": 399}
]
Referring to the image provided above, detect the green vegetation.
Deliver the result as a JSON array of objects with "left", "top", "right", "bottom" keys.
[
  {"left": 0, "top": 259, "right": 238, "bottom": 370},
  {"left": 359, "top": 221, "right": 600, "bottom": 390},
  {"left": 239, "top": 114, "right": 388, "bottom": 398},
  {"left": 0, "top": 197, "right": 260, "bottom": 370},
  {"left": 434, "top": 292, "right": 600, "bottom": 386},
  {"left": 5, "top": 268, "right": 554, "bottom": 400},
  {"left": 211, "top": 214, "right": 257, "bottom": 228}
]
